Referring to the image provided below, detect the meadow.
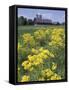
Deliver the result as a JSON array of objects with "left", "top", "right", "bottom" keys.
[{"left": 17, "top": 25, "right": 65, "bottom": 82}]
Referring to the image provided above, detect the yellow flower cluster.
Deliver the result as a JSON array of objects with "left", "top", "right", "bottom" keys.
[
  {"left": 31, "top": 48, "right": 39, "bottom": 54},
  {"left": 51, "top": 73, "right": 61, "bottom": 80},
  {"left": 42, "top": 69, "right": 54, "bottom": 78},
  {"left": 41, "top": 68, "right": 61, "bottom": 80},
  {"left": 22, "top": 47, "right": 54, "bottom": 71},
  {"left": 22, "top": 60, "right": 32, "bottom": 70},
  {"left": 49, "top": 29, "right": 65, "bottom": 47},
  {"left": 34, "top": 30, "right": 46, "bottom": 40},
  {"left": 22, "top": 33, "right": 35, "bottom": 47},
  {"left": 18, "top": 27, "right": 64, "bottom": 82},
  {"left": 31, "top": 47, "right": 54, "bottom": 58},
  {"left": 21, "top": 75, "right": 30, "bottom": 82}
]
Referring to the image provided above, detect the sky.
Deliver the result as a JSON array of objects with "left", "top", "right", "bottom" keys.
[{"left": 18, "top": 8, "right": 65, "bottom": 23}]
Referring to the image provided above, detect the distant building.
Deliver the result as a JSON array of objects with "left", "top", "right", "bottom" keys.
[{"left": 34, "top": 14, "right": 52, "bottom": 24}]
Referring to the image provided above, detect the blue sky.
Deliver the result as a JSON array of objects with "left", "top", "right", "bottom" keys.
[{"left": 18, "top": 8, "right": 65, "bottom": 23}]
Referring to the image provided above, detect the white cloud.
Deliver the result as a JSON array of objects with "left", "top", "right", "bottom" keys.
[{"left": 42, "top": 13, "right": 53, "bottom": 19}]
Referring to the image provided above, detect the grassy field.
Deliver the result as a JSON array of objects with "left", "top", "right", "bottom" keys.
[
  {"left": 18, "top": 25, "right": 64, "bottom": 36},
  {"left": 17, "top": 25, "right": 65, "bottom": 82}
]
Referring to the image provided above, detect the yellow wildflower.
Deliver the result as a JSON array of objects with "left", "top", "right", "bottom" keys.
[
  {"left": 49, "top": 28, "right": 65, "bottom": 47},
  {"left": 22, "top": 61, "right": 28, "bottom": 66},
  {"left": 29, "top": 67, "right": 34, "bottom": 71},
  {"left": 23, "top": 33, "right": 35, "bottom": 47},
  {"left": 46, "top": 69, "right": 54, "bottom": 77},
  {"left": 50, "top": 73, "right": 61, "bottom": 80},
  {"left": 31, "top": 48, "right": 38, "bottom": 54},
  {"left": 39, "top": 47, "right": 44, "bottom": 52},
  {"left": 21, "top": 75, "right": 30, "bottom": 82},
  {"left": 42, "top": 69, "right": 54, "bottom": 77},
  {"left": 52, "top": 62, "right": 57, "bottom": 70},
  {"left": 34, "top": 57, "right": 43, "bottom": 65},
  {"left": 22, "top": 61, "right": 31, "bottom": 70},
  {"left": 43, "top": 49, "right": 50, "bottom": 54},
  {"left": 34, "top": 30, "right": 46, "bottom": 40}
]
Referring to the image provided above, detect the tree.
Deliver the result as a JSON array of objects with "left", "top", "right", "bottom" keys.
[
  {"left": 23, "top": 18, "right": 27, "bottom": 25},
  {"left": 18, "top": 16, "right": 24, "bottom": 25},
  {"left": 28, "top": 19, "right": 34, "bottom": 25},
  {"left": 56, "top": 22, "right": 60, "bottom": 25}
]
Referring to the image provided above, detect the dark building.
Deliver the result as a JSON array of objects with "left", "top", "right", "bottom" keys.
[{"left": 34, "top": 14, "right": 52, "bottom": 24}]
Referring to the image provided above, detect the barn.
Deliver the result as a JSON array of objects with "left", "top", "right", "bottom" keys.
[{"left": 34, "top": 14, "right": 52, "bottom": 24}]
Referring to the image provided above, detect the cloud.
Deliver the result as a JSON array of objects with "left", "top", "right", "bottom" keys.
[{"left": 42, "top": 13, "right": 53, "bottom": 19}]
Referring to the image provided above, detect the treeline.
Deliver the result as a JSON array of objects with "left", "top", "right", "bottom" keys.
[
  {"left": 18, "top": 16, "right": 34, "bottom": 25},
  {"left": 18, "top": 16, "right": 65, "bottom": 26}
]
